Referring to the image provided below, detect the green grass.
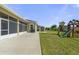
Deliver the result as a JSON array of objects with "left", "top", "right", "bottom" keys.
[{"left": 40, "top": 31, "right": 79, "bottom": 55}]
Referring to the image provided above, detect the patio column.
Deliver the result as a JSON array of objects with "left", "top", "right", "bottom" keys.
[
  {"left": 17, "top": 19, "right": 19, "bottom": 35},
  {"left": 27, "top": 23, "right": 30, "bottom": 32},
  {"left": 0, "top": 19, "right": 1, "bottom": 36},
  {"left": 8, "top": 15, "right": 9, "bottom": 34}
]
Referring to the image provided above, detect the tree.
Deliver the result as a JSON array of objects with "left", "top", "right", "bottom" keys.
[
  {"left": 45, "top": 27, "right": 50, "bottom": 31},
  {"left": 50, "top": 25, "right": 57, "bottom": 31}
]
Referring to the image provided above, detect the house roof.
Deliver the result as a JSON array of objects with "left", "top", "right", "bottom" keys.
[
  {"left": 0, "top": 4, "right": 22, "bottom": 19},
  {"left": 26, "top": 19, "right": 37, "bottom": 24},
  {"left": 0, "top": 4, "right": 37, "bottom": 24}
]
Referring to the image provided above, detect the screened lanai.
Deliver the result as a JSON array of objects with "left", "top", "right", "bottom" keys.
[{"left": 0, "top": 5, "right": 38, "bottom": 40}]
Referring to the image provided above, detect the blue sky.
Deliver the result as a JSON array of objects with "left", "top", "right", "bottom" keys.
[{"left": 5, "top": 4, "right": 79, "bottom": 27}]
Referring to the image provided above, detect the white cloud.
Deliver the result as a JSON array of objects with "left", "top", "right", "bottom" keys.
[
  {"left": 76, "top": 4, "right": 79, "bottom": 7},
  {"left": 72, "top": 4, "right": 79, "bottom": 8}
]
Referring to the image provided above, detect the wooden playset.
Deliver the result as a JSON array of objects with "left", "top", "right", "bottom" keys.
[{"left": 58, "top": 19, "right": 79, "bottom": 38}]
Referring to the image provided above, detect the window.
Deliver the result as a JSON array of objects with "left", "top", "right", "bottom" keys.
[
  {"left": 1, "top": 20, "right": 8, "bottom": 35},
  {"left": 9, "top": 20, "right": 17, "bottom": 34}
]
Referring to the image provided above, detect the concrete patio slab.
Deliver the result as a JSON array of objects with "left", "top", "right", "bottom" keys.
[{"left": 0, "top": 32, "right": 41, "bottom": 55}]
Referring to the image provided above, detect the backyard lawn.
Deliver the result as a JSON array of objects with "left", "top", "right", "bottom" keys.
[{"left": 40, "top": 31, "right": 79, "bottom": 55}]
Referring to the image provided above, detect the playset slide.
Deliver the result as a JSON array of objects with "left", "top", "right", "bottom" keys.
[{"left": 62, "top": 29, "right": 72, "bottom": 37}]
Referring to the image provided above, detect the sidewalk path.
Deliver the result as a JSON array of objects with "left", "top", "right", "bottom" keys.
[{"left": 0, "top": 32, "right": 41, "bottom": 55}]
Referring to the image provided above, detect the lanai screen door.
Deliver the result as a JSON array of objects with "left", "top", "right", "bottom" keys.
[{"left": 1, "top": 18, "right": 8, "bottom": 35}]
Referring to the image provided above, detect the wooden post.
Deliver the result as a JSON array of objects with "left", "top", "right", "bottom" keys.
[{"left": 72, "top": 24, "right": 74, "bottom": 38}]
